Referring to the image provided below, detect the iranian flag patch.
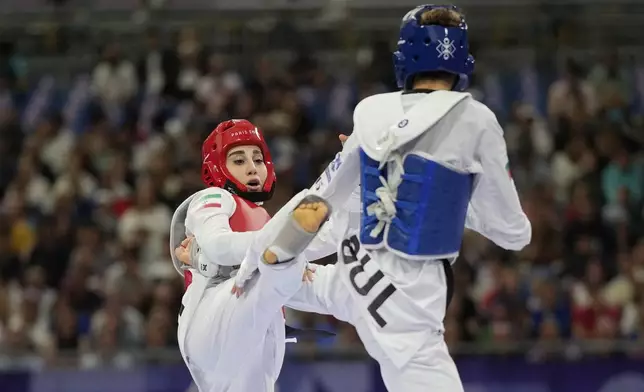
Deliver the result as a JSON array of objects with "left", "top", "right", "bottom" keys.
[
  {"left": 199, "top": 193, "right": 222, "bottom": 209},
  {"left": 506, "top": 162, "right": 512, "bottom": 178}
]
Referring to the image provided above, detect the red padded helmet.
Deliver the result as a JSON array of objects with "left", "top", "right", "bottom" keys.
[{"left": 201, "top": 119, "right": 276, "bottom": 202}]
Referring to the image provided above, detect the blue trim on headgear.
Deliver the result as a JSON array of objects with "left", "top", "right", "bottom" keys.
[{"left": 393, "top": 4, "right": 475, "bottom": 91}]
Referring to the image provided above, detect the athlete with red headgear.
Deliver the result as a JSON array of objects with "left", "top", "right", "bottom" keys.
[{"left": 169, "top": 119, "right": 337, "bottom": 392}]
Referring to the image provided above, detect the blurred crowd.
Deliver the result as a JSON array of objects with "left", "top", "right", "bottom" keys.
[{"left": 0, "top": 26, "right": 643, "bottom": 369}]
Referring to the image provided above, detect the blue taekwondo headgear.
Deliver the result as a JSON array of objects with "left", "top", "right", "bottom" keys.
[{"left": 393, "top": 4, "right": 475, "bottom": 92}]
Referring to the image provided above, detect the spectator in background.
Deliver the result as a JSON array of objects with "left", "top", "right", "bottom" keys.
[
  {"left": 91, "top": 42, "right": 138, "bottom": 123},
  {"left": 506, "top": 103, "right": 553, "bottom": 162},
  {"left": 528, "top": 279, "right": 571, "bottom": 339},
  {"left": 0, "top": 41, "right": 17, "bottom": 90},
  {"left": 144, "top": 304, "right": 175, "bottom": 350},
  {"left": 104, "top": 246, "right": 149, "bottom": 311},
  {"left": 52, "top": 151, "right": 98, "bottom": 201},
  {"left": 563, "top": 180, "right": 617, "bottom": 279},
  {"left": 117, "top": 175, "right": 171, "bottom": 266},
  {"left": 520, "top": 190, "right": 562, "bottom": 267},
  {"left": 604, "top": 252, "right": 636, "bottom": 308},
  {"left": 142, "top": 235, "right": 176, "bottom": 282},
  {"left": 81, "top": 308, "right": 135, "bottom": 369},
  {"left": 480, "top": 261, "right": 529, "bottom": 343},
  {"left": 175, "top": 27, "right": 205, "bottom": 101},
  {"left": 164, "top": 162, "right": 203, "bottom": 210},
  {"left": 36, "top": 114, "right": 75, "bottom": 177},
  {"left": 592, "top": 128, "right": 622, "bottom": 172},
  {"left": 89, "top": 291, "right": 144, "bottom": 350},
  {"left": 504, "top": 104, "right": 552, "bottom": 193},
  {"left": 247, "top": 57, "right": 282, "bottom": 112},
  {"left": 550, "top": 135, "right": 596, "bottom": 203},
  {"left": 445, "top": 265, "right": 480, "bottom": 344},
  {"left": 58, "top": 255, "right": 103, "bottom": 332},
  {"left": 93, "top": 150, "right": 133, "bottom": 218},
  {"left": 0, "top": 109, "right": 24, "bottom": 198},
  {"left": 50, "top": 299, "right": 82, "bottom": 363},
  {"left": 0, "top": 223, "right": 21, "bottom": 284},
  {"left": 588, "top": 51, "right": 633, "bottom": 122},
  {"left": 0, "top": 41, "right": 27, "bottom": 91},
  {"left": 621, "top": 286, "right": 644, "bottom": 340},
  {"left": 4, "top": 153, "right": 51, "bottom": 214},
  {"left": 6, "top": 266, "right": 56, "bottom": 357},
  {"left": 2, "top": 192, "right": 36, "bottom": 259},
  {"left": 601, "top": 138, "right": 644, "bottom": 206},
  {"left": 632, "top": 238, "right": 644, "bottom": 283},
  {"left": 571, "top": 260, "right": 621, "bottom": 340},
  {"left": 27, "top": 216, "right": 73, "bottom": 289},
  {"left": 137, "top": 28, "right": 180, "bottom": 100},
  {"left": 80, "top": 117, "right": 112, "bottom": 173},
  {"left": 548, "top": 58, "right": 597, "bottom": 131},
  {"left": 196, "top": 54, "right": 243, "bottom": 106}
]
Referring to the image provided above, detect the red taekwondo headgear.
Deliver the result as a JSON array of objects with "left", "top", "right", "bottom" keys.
[{"left": 201, "top": 119, "right": 276, "bottom": 203}]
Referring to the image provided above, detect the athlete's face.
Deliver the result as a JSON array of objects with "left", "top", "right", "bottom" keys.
[{"left": 225, "top": 145, "right": 267, "bottom": 192}]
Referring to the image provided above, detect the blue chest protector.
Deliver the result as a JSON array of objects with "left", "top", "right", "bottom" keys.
[{"left": 359, "top": 149, "right": 473, "bottom": 258}]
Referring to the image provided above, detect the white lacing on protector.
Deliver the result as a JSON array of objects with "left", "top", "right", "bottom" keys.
[{"left": 366, "top": 150, "right": 404, "bottom": 239}]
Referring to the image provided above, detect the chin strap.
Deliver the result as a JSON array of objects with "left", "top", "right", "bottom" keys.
[{"left": 223, "top": 179, "right": 275, "bottom": 203}]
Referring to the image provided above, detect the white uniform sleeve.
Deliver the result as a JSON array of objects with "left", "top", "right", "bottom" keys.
[
  {"left": 337, "top": 133, "right": 363, "bottom": 230},
  {"left": 300, "top": 134, "right": 362, "bottom": 260},
  {"left": 185, "top": 188, "right": 254, "bottom": 265},
  {"left": 466, "top": 115, "right": 532, "bottom": 250},
  {"left": 285, "top": 264, "right": 352, "bottom": 322},
  {"left": 308, "top": 134, "right": 361, "bottom": 210},
  {"left": 233, "top": 189, "right": 313, "bottom": 286}
]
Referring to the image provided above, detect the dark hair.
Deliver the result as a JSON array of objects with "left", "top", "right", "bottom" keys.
[
  {"left": 565, "top": 58, "right": 584, "bottom": 78},
  {"left": 419, "top": 8, "right": 462, "bottom": 27},
  {"left": 411, "top": 8, "right": 463, "bottom": 88}
]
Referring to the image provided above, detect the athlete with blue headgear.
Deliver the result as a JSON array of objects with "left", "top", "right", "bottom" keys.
[
  {"left": 177, "top": 5, "right": 532, "bottom": 391},
  {"left": 246, "top": 5, "right": 532, "bottom": 391}
]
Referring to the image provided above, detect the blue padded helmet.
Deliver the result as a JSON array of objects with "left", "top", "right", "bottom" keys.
[{"left": 393, "top": 4, "right": 475, "bottom": 91}]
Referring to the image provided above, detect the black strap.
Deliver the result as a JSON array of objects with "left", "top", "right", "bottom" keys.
[
  {"left": 402, "top": 88, "right": 435, "bottom": 95},
  {"left": 270, "top": 257, "right": 295, "bottom": 265},
  {"left": 442, "top": 259, "right": 454, "bottom": 312},
  {"left": 285, "top": 325, "right": 336, "bottom": 340}
]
